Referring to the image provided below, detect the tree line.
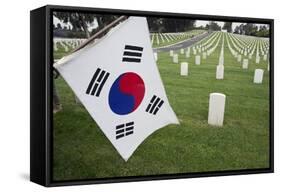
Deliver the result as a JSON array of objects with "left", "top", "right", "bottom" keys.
[{"left": 53, "top": 12, "right": 269, "bottom": 38}]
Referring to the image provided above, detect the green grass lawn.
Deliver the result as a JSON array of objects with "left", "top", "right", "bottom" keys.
[{"left": 53, "top": 33, "right": 270, "bottom": 181}]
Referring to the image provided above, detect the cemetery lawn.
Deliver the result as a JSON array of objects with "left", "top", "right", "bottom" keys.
[{"left": 53, "top": 34, "right": 270, "bottom": 181}]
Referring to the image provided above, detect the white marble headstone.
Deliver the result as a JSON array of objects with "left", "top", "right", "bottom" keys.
[
  {"left": 253, "top": 69, "right": 264, "bottom": 84},
  {"left": 180, "top": 62, "right": 188, "bottom": 76},
  {"left": 170, "top": 50, "right": 174, "bottom": 57},
  {"left": 256, "top": 55, "right": 260, "bottom": 64},
  {"left": 173, "top": 54, "right": 178, "bottom": 63},
  {"left": 242, "top": 59, "right": 248, "bottom": 69},
  {"left": 216, "top": 65, "right": 224, "bottom": 79},
  {"left": 203, "top": 52, "right": 207, "bottom": 59},
  {"left": 185, "top": 51, "right": 190, "bottom": 58},
  {"left": 237, "top": 54, "right": 242, "bottom": 62},
  {"left": 195, "top": 55, "right": 201, "bottom": 65},
  {"left": 208, "top": 93, "right": 226, "bottom": 127}
]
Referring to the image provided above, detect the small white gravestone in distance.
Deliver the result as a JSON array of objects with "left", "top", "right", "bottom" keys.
[
  {"left": 256, "top": 55, "right": 260, "bottom": 64},
  {"left": 173, "top": 54, "right": 178, "bottom": 63},
  {"left": 170, "top": 50, "right": 174, "bottom": 57},
  {"left": 185, "top": 50, "right": 190, "bottom": 58},
  {"left": 154, "top": 52, "right": 158, "bottom": 61},
  {"left": 195, "top": 55, "right": 201, "bottom": 65},
  {"left": 180, "top": 48, "right": 184, "bottom": 54},
  {"left": 216, "top": 65, "right": 224, "bottom": 79},
  {"left": 268, "top": 63, "right": 270, "bottom": 71},
  {"left": 242, "top": 59, "right": 248, "bottom": 69},
  {"left": 263, "top": 54, "right": 267, "bottom": 61},
  {"left": 253, "top": 69, "right": 264, "bottom": 84},
  {"left": 203, "top": 52, "right": 207, "bottom": 59},
  {"left": 193, "top": 49, "right": 197, "bottom": 55},
  {"left": 237, "top": 54, "right": 242, "bottom": 62},
  {"left": 208, "top": 93, "right": 226, "bottom": 127},
  {"left": 180, "top": 62, "right": 188, "bottom": 76}
]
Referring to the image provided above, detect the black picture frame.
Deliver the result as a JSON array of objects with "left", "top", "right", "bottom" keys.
[{"left": 30, "top": 4, "right": 274, "bottom": 187}]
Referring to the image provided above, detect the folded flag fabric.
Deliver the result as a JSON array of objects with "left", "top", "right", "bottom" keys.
[{"left": 54, "top": 16, "right": 179, "bottom": 161}]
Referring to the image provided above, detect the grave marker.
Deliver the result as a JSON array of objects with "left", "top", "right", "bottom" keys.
[
  {"left": 237, "top": 54, "right": 242, "bottom": 62},
  {"left": 216, "top": 65, "right": 224, "bottom": 79},
  {"left": 180, "top": 62, "right": 188, "bottom": 76},
  {"left": 256, "top": 55, "right": 260, "bottom": 64},
  {"left": 208, "top": 93, "right": 226, "bottom": 127},
  {"left": 180, "top": 48, "right": 184, "bottom": 54},
  {"left": 195, "top": 55, "right": 201, "bottom": 65},
  {"left": 203, "top": 52, "right": 207, "bottom": 59},
  {"left": 173, "top": 54, "right": 178, "bottom": 63},
  {"left": 170, "top": 50, "right": 174, "bottom": 57},
  {"left": 242, "top": 59, "right": 248, "bottom": 69},
  {"left": 253, "top": 69, "right": 264, "bottom": 84}
]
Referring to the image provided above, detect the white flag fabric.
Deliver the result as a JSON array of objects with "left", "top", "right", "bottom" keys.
[{"left": 54, "top": 16, "right": 179, "bottom": 161}]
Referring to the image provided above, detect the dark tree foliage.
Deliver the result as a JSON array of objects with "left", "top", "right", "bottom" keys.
[
  {"left": 233, "top": 23, "right": 269, "bottom": 37},
  {"left": 206, "top": 21, "right": 221, "bottom": 31},
  {"left": 234, "top": 25, "right": 241, "bottom": 34},
  {"left": 147, "top": 17, "right": 195, "bottom": 33},
  {"left": 256, "top": 25, "right": 269, "bottom": 37},
  {"left": 53, "top": 12, "right": 118, "bottom": 38},
  {"left": 223, "top": 22, "right": 233, "bottom": 33}
]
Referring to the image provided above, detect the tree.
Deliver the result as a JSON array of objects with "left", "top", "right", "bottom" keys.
[
  {"left": 147, "top": 17, "right": 195, "bottom": 33},
  {"left": 223, "top": 22, "right": 232, "bottom": 33},
  {"left": 233, "top": 23, "right": 269, "bottom": 37},
  {"left": 56, "top": 23, "right": 62, "bottom": 30},
  {"left": 242, "top": 23, "right": 258, "bottom": 36},
  {"left": 53, "top": 12, "right": 118, "bottom": 39},
  {"left": 234, "top": 26, "right": 240, "bottom": 34},
  {"left": 95, "top": 15, "right": 119, "bottom": 32},
  {"left": 256, "top": 25, "right": 269, "bottom": 37},
  {"left": 207, "top": 21, "right": 221, "bottom": 31},
  {"left": 54, "top": 12, "right": 93, "bottom": 38}
]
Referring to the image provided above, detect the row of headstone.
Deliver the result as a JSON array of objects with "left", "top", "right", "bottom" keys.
[
  {"left": 175, "top": 33, "right": 266, "bottom": 127},
  {"left": 170, "top": 47, "right": 191, "bottom": 63},
  {"left": 54, "top": 38, "right": 86, "bottom": 52},
  {"left": 228, "top": 33, "right": 269, "bottom": 65},
  {"left": 185, "top": 32, "right": 221, "bottom": 60},
  {"left": 216, "top": 34, "right": 225, "bottom": 80},
  {"left": 152, "top": 30, "right": 205, "bottom": 45},
  {"left": 226, "top": 33, "right": 270, "bottom": 74}
]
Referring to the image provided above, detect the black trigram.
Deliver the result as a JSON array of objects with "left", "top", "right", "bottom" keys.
[
  {"left": 145, "top": 95, "right": 164, "bottom": 115},
  {"left": 116, "top": 121, "right": 134, "bottom": 139},
  {"left": 86, "top": 68, "right": 110, "bottom": 97},
  {"left": 122, "top": 45, "right": 143, "bottom": 63}
]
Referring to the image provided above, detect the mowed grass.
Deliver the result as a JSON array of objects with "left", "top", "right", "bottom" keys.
[{"left": 53, "top": 33, "right": 270, "bottom": 181}]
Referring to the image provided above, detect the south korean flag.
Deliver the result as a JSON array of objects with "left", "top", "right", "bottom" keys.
[{"left": 54, "top": 17, "right": 179, "bottom": 161}]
